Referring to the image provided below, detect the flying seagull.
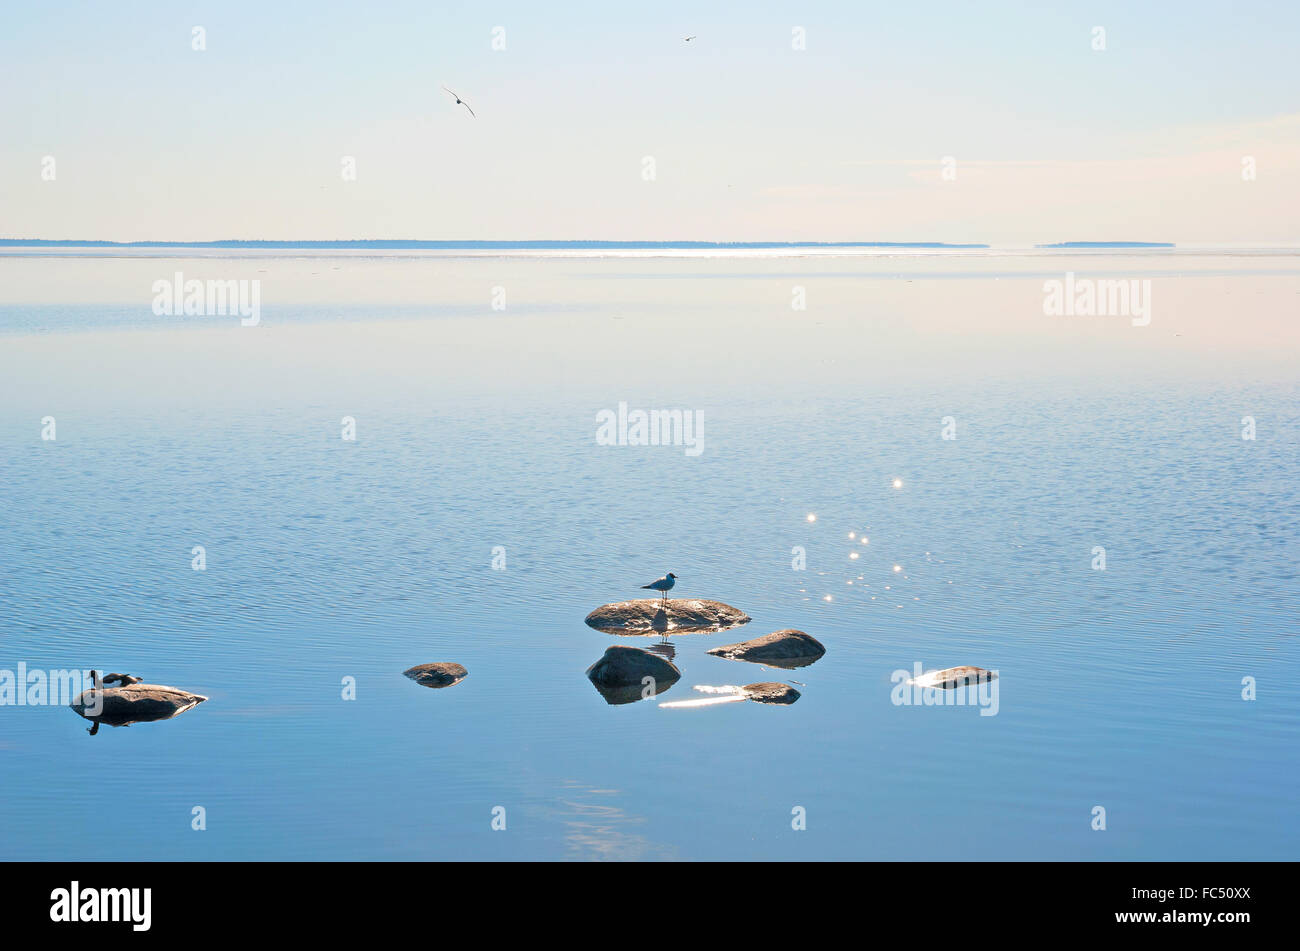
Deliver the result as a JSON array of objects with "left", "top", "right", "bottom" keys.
[
  {"left": 640, "top": 572, "right": 677, "bottom": 604},
  {"left": 441, "top": 85, "right": 476, "bottom": 118},
  {"left": 684, "top": 36, "right": 696, "bottom": 42}
]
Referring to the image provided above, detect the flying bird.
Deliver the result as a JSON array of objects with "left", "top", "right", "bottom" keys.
[
  {"left": 640, "top": 572, "right": 677, "bottom": 604},
  {"left": 441, "top": 85, "right": 476, "bottom": 118},
  {"left": 684, "top": 36, "right": 696, "bottom": 42}
]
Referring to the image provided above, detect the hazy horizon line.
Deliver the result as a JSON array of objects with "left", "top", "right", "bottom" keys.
[
  {"left": 2, "top": 238, "right": 995, "bottom": 249},
  {"left": 1, "top": 239, "right": 1199, "bottom": 250}
]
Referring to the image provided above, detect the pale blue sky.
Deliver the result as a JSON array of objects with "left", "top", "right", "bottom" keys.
[{"left": 2, "top": 1, "right": 1297, "bottom": 243}]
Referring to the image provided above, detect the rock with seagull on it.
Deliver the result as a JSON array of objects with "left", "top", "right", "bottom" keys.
[{"left": 585, "top": 598, "right": 750, "bottom": 635}]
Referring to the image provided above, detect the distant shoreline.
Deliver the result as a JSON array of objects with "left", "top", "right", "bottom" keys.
[
  {"left": 1035, "top": 241, "right": 1176, "bottom": 248},
  {"left": 0, "top": 239, "right": 992, "bottom": 249},
  {"left": 9, "top": 239, "right": 1297, "bottom": 258}
]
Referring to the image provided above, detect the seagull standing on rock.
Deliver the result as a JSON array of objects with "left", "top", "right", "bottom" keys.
[{"left": 640, "top": 572, "right": 677, "bottom": 605}]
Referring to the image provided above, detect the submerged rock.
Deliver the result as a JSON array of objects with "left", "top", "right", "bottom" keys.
[
  {"left": 403, "top": 662, "right": 468, "bottom": 688},
  {"left": 742, "top": 682, "right": 802, "bottom": 705},
  {"left": 659, "top": 682, "right": 802, "bottom": 709},
  {"left": 586, "top": 645, "right": 681, "bottom": 689},
  {"left": 907, "top": 666, "right": 997, "bottom": 689},
  {"left": 69, "top": 679, "right": 208, "bottom": 734},
  {"left": 584, "top": 598, "right": 750, "bottom": 635},
  {"left": 707, "top": 629, "right": 825, "bottom": 669}
]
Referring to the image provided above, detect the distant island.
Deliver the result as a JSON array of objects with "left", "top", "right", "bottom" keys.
[
  {"left": 0, "top": 239, "right": 990, "bottom": 249},
  {"left": 1035, "top": 241, "right": 1175, "bottom": 248}
]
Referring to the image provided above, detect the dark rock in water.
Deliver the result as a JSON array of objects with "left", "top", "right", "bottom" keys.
[
  {"left": 403, "top": 663, "right": 468, "bottom": 688},
  {"left": 907, "top": 666, "right": 997, "bottom": 689},
  {"left": 69, "top": 683, "right": 208, "bottom": 731},
  {"left": 584, "top": 598, "right": 750, "bottom": 635},
  {"left": 707, "top": 629, "right": 825, "bottom": 669},
  {"left": 585, "top": 645, "right": 681, "bottom": 695},
  {"left": 742, "top": 682, "right": 801, "bottom": 705}
]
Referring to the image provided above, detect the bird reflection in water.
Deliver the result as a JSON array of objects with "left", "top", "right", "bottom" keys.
[{"left": 644, "top": 636, "right": 676, "bottom": 662}]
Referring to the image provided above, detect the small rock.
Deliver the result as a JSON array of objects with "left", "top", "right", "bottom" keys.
[
  {"left": 907, "top": 666, "right": 997, "bottom": 689},
  {"left": 707, "top": 629, "right": 825, "bottom": 669},
  {"left": 403, "top": 663, "right": 468, "bottom": 688},
  {"left": 742, "top": 682, "right": 802, "bottom": 705},
  {"left": 585, "top": 598, "right": 750, "bottom": 635}
]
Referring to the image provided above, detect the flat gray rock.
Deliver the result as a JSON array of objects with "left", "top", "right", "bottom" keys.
[
  {"left": 69, "top": 683, "right": 208, "bottom": 728},
  {"left": 742, "top": 682, "right": 802, "bottom": 705},
  {"left": 585, "top": 598, "right": 750, "bottom": 635},
  {"left": 707, "top": 629, "right": 825, "bottom": 669},
  {"left": 403, "top": 662, "right": 468, "bottom": 688}
]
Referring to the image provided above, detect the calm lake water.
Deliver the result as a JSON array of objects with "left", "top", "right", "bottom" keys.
[{"left": 1, "top": 249, "right": 1297, "bottom": 860}]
